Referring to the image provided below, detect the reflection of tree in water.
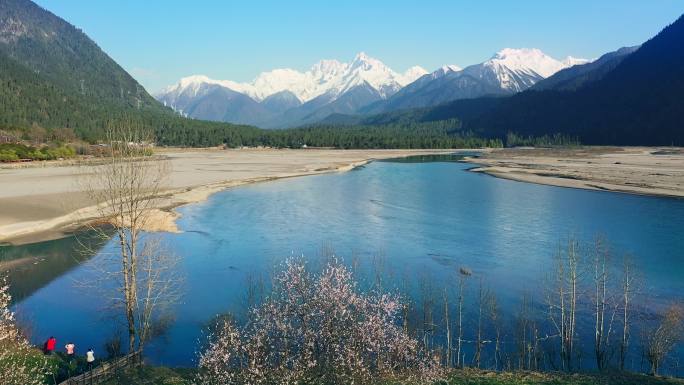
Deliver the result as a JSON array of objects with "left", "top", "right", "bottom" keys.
[
  {"left": 1, "top": 229, "right": 110, "bottom": 303},
  {"left": 380, "top": 154, "right": 469, "bottom": 164}
]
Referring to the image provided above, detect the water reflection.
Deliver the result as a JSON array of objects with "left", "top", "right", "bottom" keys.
[
  {"left": 379, "top": 153, "right": 466, "bottom": 163},
  {"left": 1, "top": 229, "right": 110, "bottom": 303}
]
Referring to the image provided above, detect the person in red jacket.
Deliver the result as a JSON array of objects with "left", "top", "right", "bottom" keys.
[{"left": 44, "top": 336, "right": 56, "bottom": 355}]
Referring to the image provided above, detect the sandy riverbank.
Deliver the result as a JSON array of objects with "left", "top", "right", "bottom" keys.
[
  {"left": 464, "top": 147, "right": 684, "bottom": 198},
  {"left": 0, "top": 148, "right": 451, "bottom": 245}
]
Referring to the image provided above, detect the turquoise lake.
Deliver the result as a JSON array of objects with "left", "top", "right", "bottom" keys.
[{"left": 6, "top": 155, "right": 684, "bottom": 369}]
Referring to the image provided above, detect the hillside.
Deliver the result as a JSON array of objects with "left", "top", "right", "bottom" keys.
[
  {"left": 531, "top": 46, "right": 638, "bottom": 91},
  {"left": 430, "top": 14, "right": 684, "bottom": 145},
  {"left": 0, "top": 0, "right": 260, "bottom": 143}
]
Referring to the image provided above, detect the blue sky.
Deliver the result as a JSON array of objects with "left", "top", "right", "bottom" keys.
[{"left": 34, "top": 0, "right": 684, "bottom": 93}]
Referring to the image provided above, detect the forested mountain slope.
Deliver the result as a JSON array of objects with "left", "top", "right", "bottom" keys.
[
  {"left": 0, "top": 0, "right": 257, "bottom": 143},
  {"left": 428, "top": 15, "right": 684, "bottom": 145}
]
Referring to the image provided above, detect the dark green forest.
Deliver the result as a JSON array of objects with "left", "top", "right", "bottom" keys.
[{"left": 153, "top": 118, "right": 501, "bottom": 149}]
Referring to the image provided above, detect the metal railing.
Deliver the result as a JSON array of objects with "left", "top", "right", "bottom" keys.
[{"left": 58, "top": 350, "right": 142, "bottom": 385}]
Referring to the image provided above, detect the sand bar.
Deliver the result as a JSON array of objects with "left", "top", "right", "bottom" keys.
[
  {"left": 0, "top": 148, "right": 451, "bottom": 244},
  {"left": 464, "top": 147, "right": 684, "bottom": 198}
]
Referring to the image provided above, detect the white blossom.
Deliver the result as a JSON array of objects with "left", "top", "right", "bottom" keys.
[
  {"left": 0, "top": 278, "right": 48, "bottom": 385},
  {"left": 198, "top": 258, "right": 442, "bottom": 384}
]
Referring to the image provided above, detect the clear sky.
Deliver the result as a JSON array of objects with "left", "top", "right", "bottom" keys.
[{"left": 33, "top": 0, "right": 684, "bottom": 93}]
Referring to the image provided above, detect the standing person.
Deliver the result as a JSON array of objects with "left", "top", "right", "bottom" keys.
[
  {"left": 65, "top": 342, "right": 75, "bottom": 358},
  {"left": 86, "top": 348, "right": 95, "bottom": 370},
  {"left": 45, "top": 336, "right": 56, "bottom": 355}
]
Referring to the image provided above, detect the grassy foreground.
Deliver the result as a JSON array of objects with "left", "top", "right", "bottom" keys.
[
  {"left": 445, "top": 368, "right": 684, "bottom": 385},
  {"left": 96, "top": 366, "right": 684, "bottom": 385}
]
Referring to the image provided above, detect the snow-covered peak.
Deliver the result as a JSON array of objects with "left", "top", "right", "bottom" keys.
[
  {"left": 435, "top": 64, "right": 462, "bottom": 76},
  {"left": 402, "top": 65, "right": 429, "bottom": 82},
  {"left": 159, "top": 74, "right": 248, "bottom": 98},
  {"left": 336, "top": 52, "right": 411, "bottom": 97},
  {"left": 351, "top": 53, "right": 390, "bottom": 72},
  {"left": 310, "top": 59, "right": 348, "bottom": 80},
  {"left": 352, "top": 51, "right": 373, "bottom": 63},
  {"left": 160, "top": 52, "right": 424, "bottom": 103},
  {"left": 444, "top": 64, "right": 462, "bottom": 72},
  {"left": 487, "top": 48, "right": 566, "bottom": 78},
  {"left": 177, "top": 74, "right": 211, "bottom": 89},
  {"left": 561, "top": 56, "right": 591, "bottom": 67},
  {"left": 462, "top": 48, "right": 590, "bottom": 91},
  {"left": 250, "top": 68, "right": 309, "bottom": 100},
  {"left": 416, "top": 64, "right": 463, "bottom": 83}
]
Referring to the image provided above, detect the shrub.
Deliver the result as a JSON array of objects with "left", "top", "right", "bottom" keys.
[
  {"left": 198, "top": 258, "right": 441, "bottom": 385},
  {"left": 0, "top": 278, "right": 49, "bottom": 385},
  {"left": 0, "top": 150, "right": 19, "bottom": 162},
  {"left": 0, "top": 143, "right": 76, "bottom": 161}
]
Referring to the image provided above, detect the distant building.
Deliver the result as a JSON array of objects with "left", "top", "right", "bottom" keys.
[{"left": 0, "top": 134, "right": 17, "bottom": 144}]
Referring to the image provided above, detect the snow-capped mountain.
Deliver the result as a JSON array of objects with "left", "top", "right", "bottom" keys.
[
  {"left": 562, "top": 56, "right": 591, "bottom": 68},
  {"left": 157, "top": 49, "right": 587, "bottom": 127},
  {"left": 363, "top": 48, "right": 589, "bottom": 114},
  {"left": 432, "top": 64, "right": 463, "bottom": 78},
  {"left": 470, "top": 48, "right": 568, "bottom": 92},
  {"left": 156, "top": 52, "right": 426, "bottom": 127},
  {"left": 158, "top": 53, "right": 426, "bottom": 107}
]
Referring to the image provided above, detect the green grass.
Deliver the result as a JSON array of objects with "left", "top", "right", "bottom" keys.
[
  {"left": 101, "top": 366, "right": 196, "bottom": 385},
  {"left": 444, "top": 368, "right": 684, "bottom": 385},
  {"left": 80, "top": 365, "right": 684, "bottom": 385}
]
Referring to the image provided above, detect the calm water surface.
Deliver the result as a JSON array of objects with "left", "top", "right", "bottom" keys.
[{"left": 7, "top": 156, "right": 684, "bottom": 368}]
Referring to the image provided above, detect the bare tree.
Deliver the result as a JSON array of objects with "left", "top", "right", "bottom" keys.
[
  {"left": 442, "top": 288, "right": 452, "bottom": 368},
  {"left": 456, "top": 267, "right": 471, "bottom": 367},
  {"left": 419, "top": 272, "right": 436, "bottom": 352},
  {"left": 591, "top": 237, "right": 618, "bottom": 371},
  {"left": 619, "top": 255, "right": 639, "bottom": 371},
  {"left": 474, "top": 276, "right": 491, "bottom": 368},
  {"left": 643, "top": 304, "right": 684, "bottom": 376},
  {"left": 136, "top": 238, "right": 182, "bottom": 349},
  {"left": 81, "top": 126, "right": 179, "bottom": 353},
  {"left": 487, "top": 291, "right": 502, "bottom": 370},
  {"left": 515, "top": 291, "right": 539, "bottom": 370},
  {"left": 546, "top": 239, "right": 581, "bottom": 371}
]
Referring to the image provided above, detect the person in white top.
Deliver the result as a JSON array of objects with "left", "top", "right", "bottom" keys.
[
  {"left": 86, "top": 348, "right": 95, "bottom": 370},
  {"left": 65, "top": 342, "right": 75, "bottom": 357}
]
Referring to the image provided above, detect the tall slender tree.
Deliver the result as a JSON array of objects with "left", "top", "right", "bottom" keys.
[{"left": 81, "top": 125, "right": 180, "bottom": 352}]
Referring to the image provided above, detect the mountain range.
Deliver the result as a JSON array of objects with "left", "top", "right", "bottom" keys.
[
  {"left": 2, "top": 0, "right": 682, "bottom": 147},
  {"left": 345, "top": 13, "right": 684, "bottom": 146},
  {"left": 156, "top": 53, "right": 429, "bottom": 128},
  {"left": 156, "top": 50, "right": 589, "bottom": 128},
  {"left": 361, "top": 49, "right": 588, "bottom": 114}
]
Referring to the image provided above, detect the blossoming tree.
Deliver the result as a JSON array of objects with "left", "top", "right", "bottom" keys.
[
  {"left": 0, "top": 278, "right": 47, "bottom": 385},
  {"left": 198, "top": 258, "right": 441, "bottom": 384}
]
